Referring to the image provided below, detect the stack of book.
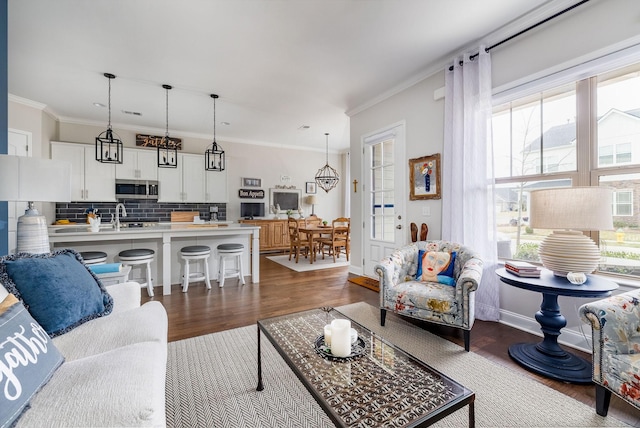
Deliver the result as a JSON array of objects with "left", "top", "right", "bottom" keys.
[{"left": 505, "top": 260, "right": 541, "bottom": 278}]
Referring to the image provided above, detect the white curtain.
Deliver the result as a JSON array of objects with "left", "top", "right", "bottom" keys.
[{"left": 442, "top": 47, "right": 500, "bottom": 321}]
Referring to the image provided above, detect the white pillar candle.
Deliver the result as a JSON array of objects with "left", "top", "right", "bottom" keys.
[
  {"left": 324, "top": 324, "right": 332, "bottom": 347},
  {"left": 330, "top": 319, "right": 351, "bottom": 358}
]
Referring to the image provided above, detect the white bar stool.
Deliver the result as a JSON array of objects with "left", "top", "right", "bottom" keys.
[
  {"left": 80, "top": 251, "right": 108, "bottom": 265},
  {"left": 217, "top": 243, "right": 246, "bottom": 288},
  {"left": 180, "top": 245, "right": 212, "bottom": 292},
  {"left": 118, "top": 248, "right": 155, "bottom": 297}
]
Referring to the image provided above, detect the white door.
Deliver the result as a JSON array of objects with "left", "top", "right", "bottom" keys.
[
  {"left": 362, "top": 124, "right": 406, "bottom": 278},
  {"left": 7, "top": 130, "right": 31, "bottom": 254}
]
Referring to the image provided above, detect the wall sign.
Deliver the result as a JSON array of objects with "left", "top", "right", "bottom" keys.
[
  {"left": 238, "top": 189, "right": 265, "bottom": 199},
  {"left": 136, "top": 134, "right": 182, "bottom": 150}
]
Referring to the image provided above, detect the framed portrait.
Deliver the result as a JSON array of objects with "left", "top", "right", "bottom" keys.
[
  {"left": 306, "top": 182, "right": 317, "bottom": 194},
  {"left": 409, "top": 154, "right": 441, "bottom": 200},
  {"left": 242, "top": 177, "right": 262, "bottom": 187}
]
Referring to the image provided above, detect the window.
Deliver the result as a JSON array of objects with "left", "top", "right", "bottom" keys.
[{"left": 493, "top": 62, "right": 640, "bottom": 280}]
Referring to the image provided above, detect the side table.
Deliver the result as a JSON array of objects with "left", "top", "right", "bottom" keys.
[{"left": 496, "top": 267, "right": 618, "bottom": 384}]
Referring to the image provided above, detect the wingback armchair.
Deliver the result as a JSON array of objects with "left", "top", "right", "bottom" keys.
[
  {"left": 375, "top": 240, "right": 483, "bottom": 351},
  {"left": 579, "top": 289, "right": 640, "bottom": 416}
]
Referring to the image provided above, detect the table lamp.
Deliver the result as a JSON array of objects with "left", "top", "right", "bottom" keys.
[
  {"left": 529, "top": 187, "right": 613, "bottom": 278},
  {"left": 0, "top": 155, "right": 71, "bottom": 254},
  {"left": 306, "top": 195, "right": 317, "bottom": 216}
]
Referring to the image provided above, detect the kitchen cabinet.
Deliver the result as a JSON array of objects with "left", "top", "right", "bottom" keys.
[
  {"left": 238, "top": 218, "right": 321, "bottom": 252},
  {"left": 51, "top": 141, "right": 116, "bottom": 202},
  {"left": 158, "top": 153, "right": 205, "bottom": 202},
  {"left": 116, "top": 148, "right": 157, "bottom": 180},
  {"left": 205, "top": 167, "right": 228, "bottom": 202}
]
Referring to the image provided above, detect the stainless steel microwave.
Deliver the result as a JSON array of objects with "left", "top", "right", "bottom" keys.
[{"left": 115, "top": 179, "right": 159, "bottom": 200}]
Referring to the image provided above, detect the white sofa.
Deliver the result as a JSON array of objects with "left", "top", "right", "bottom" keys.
[{"left": 0, "top": 281, "right": 168, "bottom": 427}]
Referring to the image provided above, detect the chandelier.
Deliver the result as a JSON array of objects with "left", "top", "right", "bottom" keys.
[
  {"left": 157, "top": 84, "right": 178, "bottom": 168},
  {"left": 205, "top": 94, "right": 225, "bottom": 171},
  {"left": 315, "top": 133, "right": 339, "bottom": 192},
  {"left": 95, "top": 73, "right": 123, "bottom": 164}
]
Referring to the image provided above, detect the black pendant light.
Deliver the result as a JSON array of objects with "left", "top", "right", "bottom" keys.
[
  {"left": 95, "top": 73, "right": 123, "bottom": 164},
  {"left": 315, "top": 133, "right": 339, "bottom": 192},
  {"left": 158, "top": 84, "right": 178, "bottom": 168},
  {"left": 205, "top": 94, "right": 225, "bottom": 171}
]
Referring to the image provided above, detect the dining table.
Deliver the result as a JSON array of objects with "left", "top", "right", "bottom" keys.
[{"left": 298, "top": 225, "right": 333, "bottom": 264}]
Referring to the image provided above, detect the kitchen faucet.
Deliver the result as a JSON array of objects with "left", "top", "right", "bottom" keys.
[{"left": 114, "top": 203, "right": 127, "bottom": 229}]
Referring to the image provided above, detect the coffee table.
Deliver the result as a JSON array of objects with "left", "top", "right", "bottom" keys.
[{"left": 256, "top": 307, "right": 475, "bottom": 427}]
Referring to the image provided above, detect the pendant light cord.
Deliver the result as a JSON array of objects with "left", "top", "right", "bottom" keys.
[
  {"left": 213, "top": 95, "right": 217, "bottom": 144},
  {"left": 325, "top": 133, "right": 329, "bottom": 164},
  {"left": 165, "top": 87, "right": 169, "bottom": 138},
  {"left": 107, "top": 76, "right": 112, "bottom": 130}
]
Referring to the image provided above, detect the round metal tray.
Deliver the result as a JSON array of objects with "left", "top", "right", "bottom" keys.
[{"left": 314, "top": 335, "right": 366, "bottom": 361}]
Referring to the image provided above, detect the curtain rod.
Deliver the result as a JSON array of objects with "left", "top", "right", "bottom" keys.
[{"left": 448, "top": 0, "right": 591, "bottom": 71}]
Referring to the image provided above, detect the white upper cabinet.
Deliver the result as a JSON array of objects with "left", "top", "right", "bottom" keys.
[
  {"left": 158, "top": 153, "right": 206, "bottom": 202},
  {"left": 116, "top": 148, "right": 158, "bottom": 180},
  {"left": 205, "top": 167, "right": 228, "bottom": 202},
  {"left": 51, "top": 142, "right": 116, "bottom": 202}
]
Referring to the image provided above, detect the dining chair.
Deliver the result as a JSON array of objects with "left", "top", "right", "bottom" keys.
[
  {"left": 288, "top": 217, "right": 311, "bottom": 263},
  {"left": 319, "top": 217, "right": 350, "bottom": 262}
]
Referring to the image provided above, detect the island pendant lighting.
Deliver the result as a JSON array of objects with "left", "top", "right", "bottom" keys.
[
  {"left": 315, "top": 133, "right": 339, "bottom": 192},
  {"left": 205, "top": 93, "right": 225, "bottom": 171},
  {"left": 95, "top": 73, "right": 123, "bottom": 164},
  {"left": 158, "top": 84, "right": 178, "bottom": 168}
]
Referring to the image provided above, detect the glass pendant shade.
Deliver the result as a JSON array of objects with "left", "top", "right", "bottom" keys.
[
  {"left": 158, "top": 84, "right": 178, "bottom": 168},
  {"left": 205, "top": 94, "right": 225, "bottom": 171},
  {"left": 95, "top": 73, "right": 123, "bottom": 164},
  {"left": 315, "top": 133, "right": 339, "bottom": 192}
]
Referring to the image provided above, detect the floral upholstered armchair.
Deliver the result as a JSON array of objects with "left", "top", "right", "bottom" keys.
[
  {"left": 375, "top": 240, "right": 483, "bottom": 351},
  {"left": 579, "top": 290, "right": 640, "bottom": 416}
]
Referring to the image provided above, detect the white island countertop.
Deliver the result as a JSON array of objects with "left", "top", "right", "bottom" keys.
[{"left": 49, "top": 222, "right": 260, "bottom": 295}]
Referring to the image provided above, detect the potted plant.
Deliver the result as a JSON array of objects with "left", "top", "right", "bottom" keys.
[
  {"left": 286, "top": 209, "right": 293, "bottom": 218},
  {"left": 322, "top": 220, "right": 328, "bottom": 226}
]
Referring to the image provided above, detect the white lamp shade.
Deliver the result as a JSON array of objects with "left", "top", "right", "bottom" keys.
[
  {"left": 306, "top": 195, "right": 317, "bottom": 205},
  {"left": 529, "top": 187, "right": 614, "bottom": 278},
  {"left": 530, "top": 187, "right": 613, "bottom": 231}
]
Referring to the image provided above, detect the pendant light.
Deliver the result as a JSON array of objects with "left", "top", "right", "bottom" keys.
[
  {"left": 158, "top": 84, "right": 178, "bottom": 168},
  {"left": 205, "top": 94, "right": 225, "bottom": 171},
  {"left": 315, "top": 133, "right": 340, "bottom": 192},
  {"left": 95, "top": 73, "right": 123, "bottom": 164}
]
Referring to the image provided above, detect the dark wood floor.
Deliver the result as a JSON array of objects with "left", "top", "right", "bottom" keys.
[{"left": 142, "top": 255, "right": 640, "bottom": 426}]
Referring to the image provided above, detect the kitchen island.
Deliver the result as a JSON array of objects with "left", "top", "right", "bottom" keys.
[{"left": 48, "top": 223, "right": 260, "bottom": 295}]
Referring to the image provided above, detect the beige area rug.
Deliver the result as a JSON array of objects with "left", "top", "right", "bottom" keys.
[
  {"left": 165, "top": 302, "right": 628, "bottom": 428},
  {"left": 266, "top": 254, "right": 349, "bottom": 272}
]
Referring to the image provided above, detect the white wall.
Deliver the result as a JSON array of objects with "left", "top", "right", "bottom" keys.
[{"left": 349, "top": 0, "right": 640, "bottom": 352}]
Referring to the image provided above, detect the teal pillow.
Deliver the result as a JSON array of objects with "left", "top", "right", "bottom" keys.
[
  {"left": 0, "top": 295, "right": 64, "bottom": 427},
  {"left": 0, "top": 249, "right": 113, "bottom": 337}
]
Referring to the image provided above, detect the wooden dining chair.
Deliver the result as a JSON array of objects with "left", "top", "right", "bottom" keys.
[
  {"left": 288, "top": 217, "right": 311, "bottom": 263},
  {"left": 319, "top": 217, "right": 350, "bottom": 262}
]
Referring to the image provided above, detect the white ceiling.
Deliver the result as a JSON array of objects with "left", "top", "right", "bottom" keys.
[{"left": 8, "top": 0, "right": 557, "bottom": 152}]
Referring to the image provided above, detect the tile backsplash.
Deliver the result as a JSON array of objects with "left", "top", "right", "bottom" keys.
[{"left": 55, "top": 201, "right": 226, "bottom": 223}]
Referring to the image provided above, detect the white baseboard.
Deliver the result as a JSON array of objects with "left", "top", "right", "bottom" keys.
[{"left": 498, "top": 309, "right": 593, "bottom": 354}]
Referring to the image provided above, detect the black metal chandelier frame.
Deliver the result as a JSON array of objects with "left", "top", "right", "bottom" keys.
[
  {"left": 315, "top": 132, "right": 339, "bottom": 192},
  {"left": 157, "top": 84, "right": 178, "bottom": 168},
  {"left": 95, "top": 73, "right": 124, "bottom": 164},
  {"left": 205, "top": 94, "right": 225, "bottom": 172}
]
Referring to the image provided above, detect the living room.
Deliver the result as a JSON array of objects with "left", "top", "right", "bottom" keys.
[{"left": 2, "top": 0, "right": 640, "bottom": 426}]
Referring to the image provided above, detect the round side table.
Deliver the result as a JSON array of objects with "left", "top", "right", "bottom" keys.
[{"left": 496, "top": 267, "right": 618, "bottom": 384}]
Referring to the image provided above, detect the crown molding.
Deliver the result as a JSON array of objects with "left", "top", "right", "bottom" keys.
[{"left": 346, "top": 0, "right": 582, "bottom": 117}]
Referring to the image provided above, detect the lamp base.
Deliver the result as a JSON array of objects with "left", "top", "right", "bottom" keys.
[
  {"left": 17, "top": 204, "right": 50, "bottom": 254},
  {"left": 538, "top": 230, "right": 601, "bottom": 277}
]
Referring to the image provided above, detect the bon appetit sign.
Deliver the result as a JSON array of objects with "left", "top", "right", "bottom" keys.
[{"left": 238, "top": 189, "right": 265, "bottom": 199}]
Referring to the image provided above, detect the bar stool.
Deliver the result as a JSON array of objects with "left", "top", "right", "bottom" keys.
[
  {"left": 118, "top": 248, "right": 155, "bottom": 297},
  {"left": 217, "top": 243, "right": 246, "bottom": 288},
  {"left": 80, "top": 251, "right": 108, "bottom": 265},
  {"left": 180, "top": 245, "right": 212, "bottom": 292}
]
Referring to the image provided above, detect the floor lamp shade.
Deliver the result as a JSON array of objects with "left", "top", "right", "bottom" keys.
[
  {"left": 0, "top": 155, "right": 72, "bottom": 254},
  {"left": 529, "top": 187, "right": 613, "bottom": 277}
]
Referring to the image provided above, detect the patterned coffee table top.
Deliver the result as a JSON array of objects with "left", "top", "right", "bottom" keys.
[{"left": 258, "top": 307, "right": 474, "bottom": 427}]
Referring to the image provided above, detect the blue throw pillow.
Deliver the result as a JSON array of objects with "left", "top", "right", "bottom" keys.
[
  {"left": 0, "top": 249, "right": 113, "bottom": 337},
  {"left": 441, "top": 251, "right": 457, "bottom": 278},
  {"left": 415, "top": 249, "right": 426, "bottom": 279},
  {"left": 0, "top": 294, "right": 64, "bottom": 427}
]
